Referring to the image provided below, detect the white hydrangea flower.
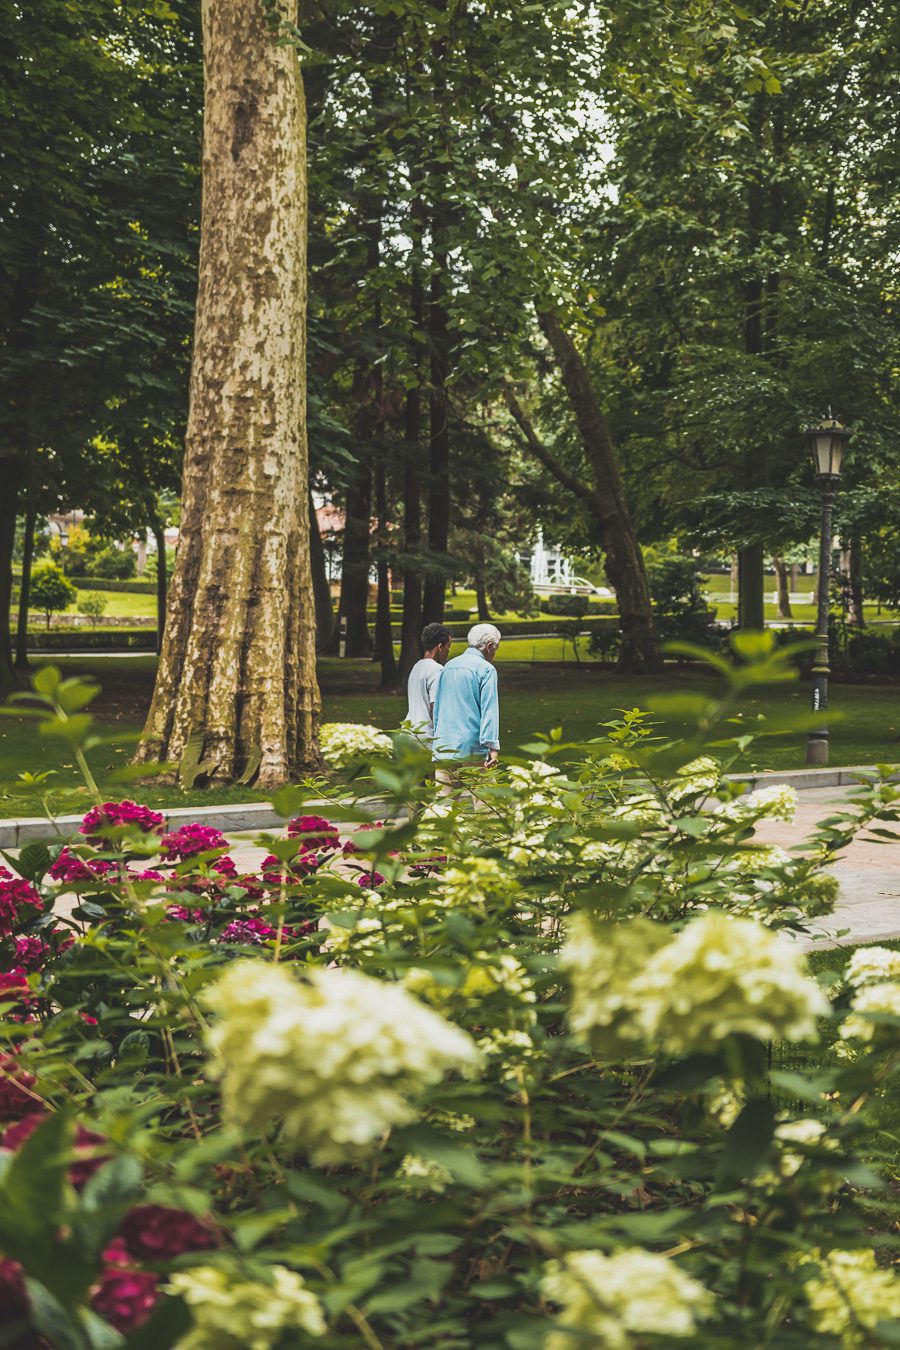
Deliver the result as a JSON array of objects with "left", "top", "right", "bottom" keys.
[
  {"left": 668, "top": 755, "right": 721, "bottom": 804},
  {"left": 845, "top": 946, "right": 900, "bottom": 988},
  {"left": 802, "top": 1248, "right": 900, "bottom": 1345},
  {"left": 204, "top": 961, "right": 480, "bottom": 1162},
  {"left": 542, "top": 1248, "right": 713, "bottom": 1350},
  {"left": 612, "top": 793, "right": 667, "bottom": 828},
  {"left": 564, "top": 912, "right": 828, "bottom": 1056},
  {"left": 396, "top": 1153, "right": 453, "bottom": 1193},
  {"left": 170, "top": 1264, "right": 325, "bottom": 1349},
  {"left": 716, "top": 783, "right": 798, "bottom": 824},
  {"left": 434, "top": 857, "right": 518, "bottom": 908},
  {"left": 839, "top": 980, "right": 900, "bottom": 1043},
  {"left": 773, "top": 1117, "right": 829, "bottom": 1178},
  {"left": 631, "top": 913, "right": 829, "bottom": 1052},
  {"left": 707, "top": 1084, "right": 745, "bottom": 1128},
  {"left": 324, "top": 914, "right": 385, "bottom": 956},
  {"left": 319, "top": 721, "right": 392, "bottom": 769},
  {"left": 723, "top": 844, "right": 793, "bottom": 874}
]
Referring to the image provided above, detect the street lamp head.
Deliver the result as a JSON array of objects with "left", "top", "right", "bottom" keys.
[{"left": 806, "top": 415, "right": 851, "bottom": 483}]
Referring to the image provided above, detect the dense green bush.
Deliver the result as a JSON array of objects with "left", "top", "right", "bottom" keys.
[
  {"left": 29, "top": 562, "right": 77, "bottom": 630},
  {"left": 0, "top": 642, "right": 897, "bottom": 1347},
  {"left": 543, "top": 594, "right": 591, "bottom": 618},
  {"left": 87, "top": 546, "right": 137, "bottom": 580},
  {"left": 646, "top": 550, "right": 719, "bottom": 647},
  {"left": 25, "top": 628, "right": 156, "bottom": 650}
]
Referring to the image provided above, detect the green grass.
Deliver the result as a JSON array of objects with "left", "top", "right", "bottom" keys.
[{"left": 2, "top": 654, "right": 895, "bottom": 815}]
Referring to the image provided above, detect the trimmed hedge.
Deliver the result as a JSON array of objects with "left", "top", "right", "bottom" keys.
[
  {"left": 26, "top": 628, "right": 157, "bottom": 651},
  {"left": 68, "top": 576, "right": 157, "bottom": 594}
]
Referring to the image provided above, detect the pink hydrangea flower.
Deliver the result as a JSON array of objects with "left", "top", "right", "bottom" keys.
[
  {"left": 127, "top": 868, "right": 166, "bottom": 884},
  {"left": 409, "top": 854, "right": 448, "bottom": 877},
  {"left": 80, "top": 801, "right": 165, "bottom": 843},
  {"left": 0, "top": 1052, "right": 38, "bottom": 1120},
  {"left": 0, "top": 872, "right": 44, "bottom": 936},
  {"left": 261, "top": 851, "right": 322, "bottom": 885},
  {"left": 356, "top": 871, "right": 386, "bottom": 891},
  {"left": 160, "top": 823, "right": 229, "bottom": 861},
  {"left": 11, "top": 936, "right": 49, "bottom": 971},
  {"left": 91, "top": 1238, "right": 159, "bottom": 1333},
  {"left": 0, "top": 1257, "right": 27, "bottom": 1317},
  {"left": 287, "top": 814, "right": 339, "bottom": 851},
  {"left": 165, "top": 904, "right": 205, "bottom": 924},
  {"left": 220, "top": 917, "right": 278, "bottom": 945},
  {"left": 119, "top": 1205, "right": 219, "bottom": 1261},
  {"left": 48, "top": 847, "right": 116, "bottom": 885},
  {"left": 2, "top": 1111, "right": 109, "bottom": 1188}
]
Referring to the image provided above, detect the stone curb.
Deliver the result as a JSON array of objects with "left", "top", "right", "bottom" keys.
[{"left": 0, "top": 765, "right": 894, "bottom": 849}]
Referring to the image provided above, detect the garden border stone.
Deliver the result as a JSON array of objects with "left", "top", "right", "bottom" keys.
[{"left": 1, "top": 765, "right": 896, "bottom": 847}]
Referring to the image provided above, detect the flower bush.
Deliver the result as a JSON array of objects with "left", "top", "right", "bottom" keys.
[{"left": 0, "top": 647, "right": 896, "bottom": 1347}]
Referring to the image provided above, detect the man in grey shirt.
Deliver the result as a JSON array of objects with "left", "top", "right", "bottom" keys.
[{"left": 406, "top": 623, "right": 452, "bottom": 744}]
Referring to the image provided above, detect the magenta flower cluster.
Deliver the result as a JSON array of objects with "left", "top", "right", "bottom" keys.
[
  {"left": 0, "top": 870, "right": 43, "bottom": 937},
  {"left": 160, "top": 822, "right": 229, "bottom": 860},
  {"left": 287, "top": 814, "right": 340, "bottom": 850},
  {"left": 80, "top": 800, "right": 165, "bottom": 842},
  {"left": 49, "top": 846, "right": 116, "bottom": 884}
]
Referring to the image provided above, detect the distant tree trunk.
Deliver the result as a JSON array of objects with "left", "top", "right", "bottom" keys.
[
  {"left": 397, "top": 388, "right": 423, "bottom": 684},
  {"left": 421, "top": 223, "right": 450, "bottom": 625},
  {"left": 150, "top": 519, "right": 167, "bottom": 654},
  {"left": 0, "top": 459, "right": 24, "bottom": 688},
  {"left": 15, "top": 496, "right": 36, "bottom": 670},
  {"left": 535, "top": 311, "right": 659, "bottom": 673},
  {"left": 308, "top": 491, "right": 334, "bottom": 650},
  {"left": 772, "top": 554, "right": 792, "bottom": 620},
  {"left": 337, "top": 456, "right": 373, "bottom": 656},
  {"left": 847, "top": 534, "right": 865, "bottom": 628},
  {"left": 475, "top": 573, "right": 490, "bottom": 621},
  {"left": 136, "top": 0, "right": 319, "bottom": 786},
  {"left": 738, "top": 545, "right": 765, "bottom": 629},
  {"left": 397, "top": 248, "right": 425, "bottom": 685},
  {"left": 373, "top": 452, "right": 396, "bottom": 687}
]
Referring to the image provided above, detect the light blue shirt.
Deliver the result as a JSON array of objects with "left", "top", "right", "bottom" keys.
[{"left": 432, "top": 646, "right": 500, "bottom": 760}]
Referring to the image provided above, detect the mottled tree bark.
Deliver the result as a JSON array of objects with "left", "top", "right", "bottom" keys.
[
  {"left": 137, "top": 0, "right": 319, "bottom": 786},
  {"left": 396, "top": 252, "right": 425, "bottom": 686},
  {"left": 535, "top": 311, "right": 659, "bottom": 673},
  {"left": 150, "top": 518, "right": 168, "bottom": 654},
  {"left": 373, "top": 450, "right": 396, "bottom": 687}
]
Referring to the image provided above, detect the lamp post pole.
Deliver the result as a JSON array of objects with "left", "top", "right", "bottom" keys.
[
  {"left": 805, "top": 415, "right": 851, "bottom": 768},
  {"left": 807, "top": 483, "right": 835, "bottom": 766}
]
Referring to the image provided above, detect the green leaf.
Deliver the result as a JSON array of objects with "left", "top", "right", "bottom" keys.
[
  {"left": 23, "top": 1280, "right": 89, "bottom": 1350},
  {"left": 718, "top": 1099, "right": 775, "bottom": 1185},
  {"left": 13, "top": 842, "right": 53, "bottom": 884}
]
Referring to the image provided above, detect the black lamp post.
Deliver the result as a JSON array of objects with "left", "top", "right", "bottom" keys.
[{"left": 806, "top": 415, "right": 852, "bottom": 766}]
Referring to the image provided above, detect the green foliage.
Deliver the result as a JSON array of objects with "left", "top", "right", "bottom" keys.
[
  {"left": 0, "top": 647, "right": 897, "bottom": 1345},
  {"left": 543, "top": 593, "right": 590, "bottom": 618},
  {"left": 75, "top": 592, "right": 107, "bottom": 626},
  {"left": 645, "top": 549, "right": 720, "bottom": 648},
  {"left": 86, "top": 547, "right": 137, "bottom": 581},
  {"left": 29, "top": 562, "right": 76, "bottom": 630}
]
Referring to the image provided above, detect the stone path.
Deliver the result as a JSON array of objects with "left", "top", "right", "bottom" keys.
[{"left": 755, "top": 786, "right": 900, "bottom": 949}]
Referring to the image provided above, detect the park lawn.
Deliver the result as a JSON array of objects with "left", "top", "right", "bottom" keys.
[{"left": 1, "top": 655, "right": 899, "bottom": 814}]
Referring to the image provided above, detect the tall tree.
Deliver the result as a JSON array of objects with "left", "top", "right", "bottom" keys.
[{"left": 137, "top": 0, "right": 319, "bottom": 786}]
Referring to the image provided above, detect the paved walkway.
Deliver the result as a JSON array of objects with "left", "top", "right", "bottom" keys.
[{"left": 755, "top": 787, "right": 900, "bottom": 948}]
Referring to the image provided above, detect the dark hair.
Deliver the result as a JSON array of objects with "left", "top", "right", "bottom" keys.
[{"left": 422, "top": 623, "right": 451, "bottom": 652}]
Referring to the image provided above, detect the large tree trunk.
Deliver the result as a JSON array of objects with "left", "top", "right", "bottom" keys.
[
  {"left": 0, "top": 459, "right": 24, "bottom": 688},
  {"left": 772, "top": 554, "right": 792, "bottom": 620},
  {"left": 14, "top": 496, "right": 36, "bottom": 671},
  {"left": 536, "top": 311, "right": 659, "bottom": 673},
  {"left": 137, "top": 0, "right": 319, "bottom": 786},
  {"left": 308, "top": 490, "right": 334, "bottom": 650},
  {"left": 475, "top": 572, "right": 490, "bottom": 622}
]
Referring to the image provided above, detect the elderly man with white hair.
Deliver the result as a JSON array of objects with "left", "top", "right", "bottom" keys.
[{"left": 432, "top": 622, "right": 501, "bottom": 774}]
